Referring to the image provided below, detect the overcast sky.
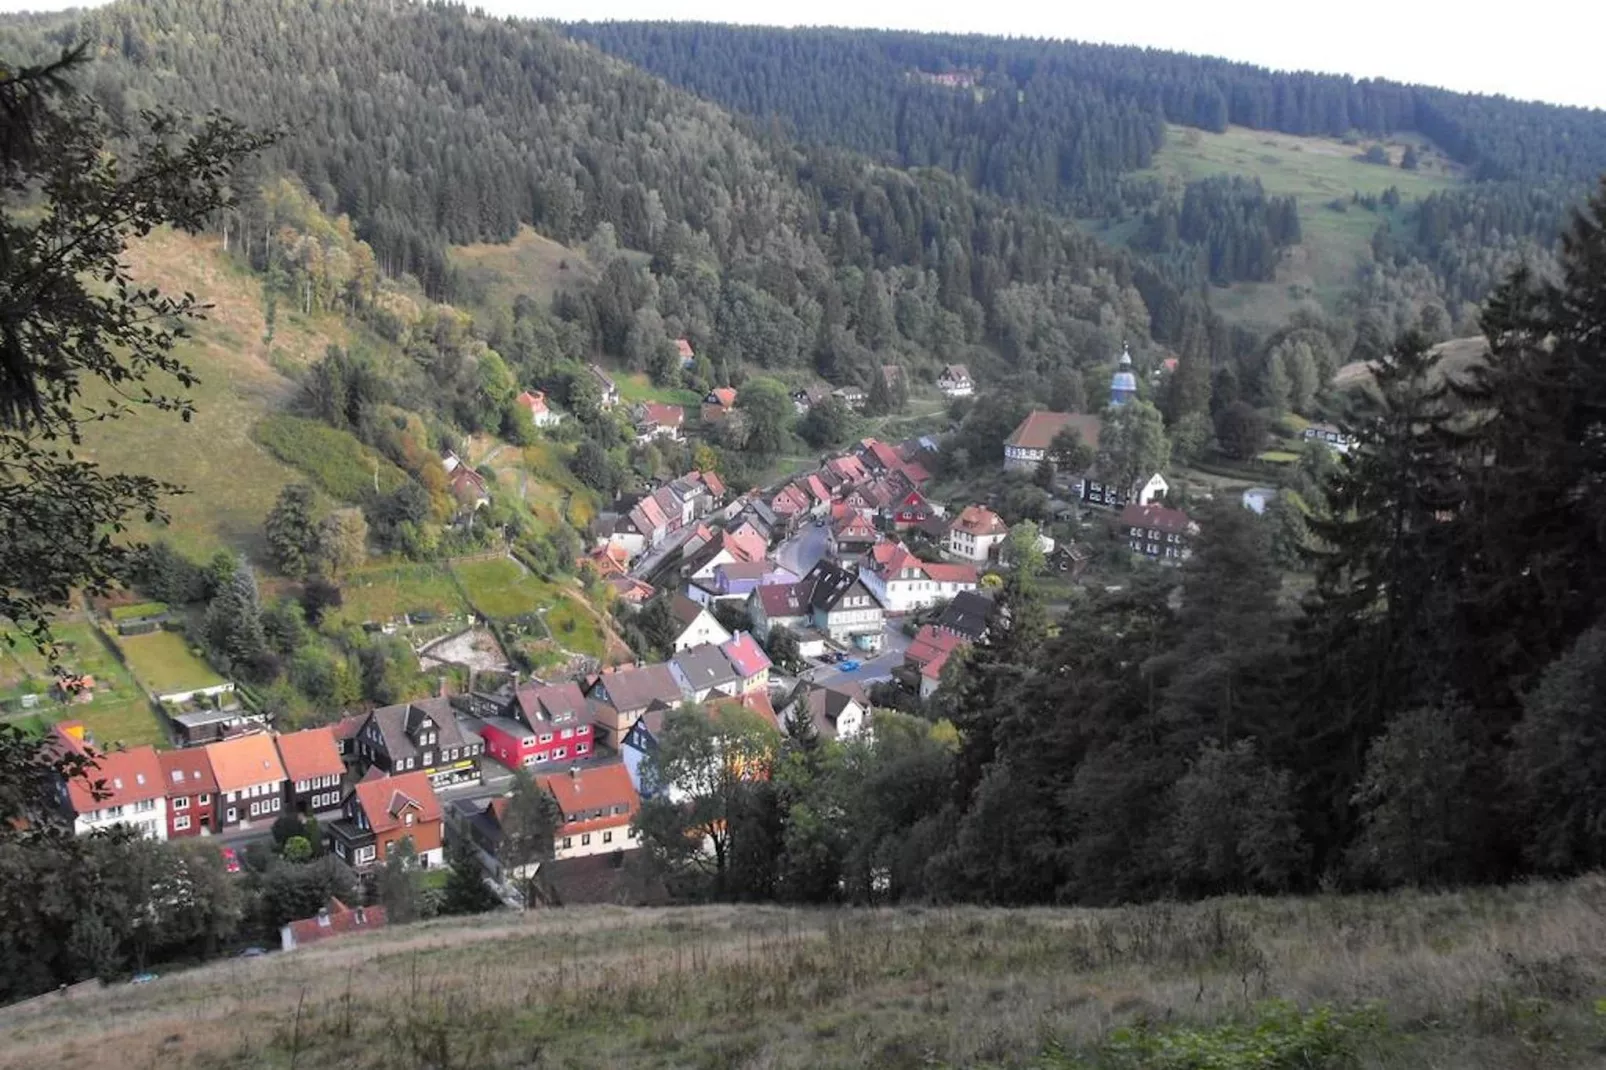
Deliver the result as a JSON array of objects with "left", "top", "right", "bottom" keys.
[{"left": 4, "top": 0, "right": 1603, "bottom": 111}]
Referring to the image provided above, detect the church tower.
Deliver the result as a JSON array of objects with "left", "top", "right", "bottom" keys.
[{"left": 1110, "top": 344, "right": 1138, "bottom": 407}]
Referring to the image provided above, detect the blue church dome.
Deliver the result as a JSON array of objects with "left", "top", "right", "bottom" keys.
[{"left": 1110, "top": 343, "right": 1138, "bottom": 406}]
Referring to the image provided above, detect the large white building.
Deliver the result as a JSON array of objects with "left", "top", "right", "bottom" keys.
[
  {"left": 54, "top": 724, "right": 168, "bottom": 842},
  {"left": 946, "top": 505, "right": 1009, "bottom": 563},
  {"left": 859, "top": 542, "right": 980, "bottom": 615}
]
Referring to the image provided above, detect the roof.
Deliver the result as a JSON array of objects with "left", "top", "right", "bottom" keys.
[
  {"left": 1111, "top": 371, "right": 1138, "bottom": 394},
  {"left": 937, "top": 590, "right": 994, "bottom": 641},
  {"left": 514, "top": 682, "right": 589, "bottom": 726},
  {"left": 825, "top": 454, "right": 869, "bottom": 485},
  {"left": 700, "top": 471, "right": 726, "bottom": 498},
  {"left": 924, "top": 562, "right": 979, "bottom": 585},
  {"left": 787, "top": 683, "right": 868, "bottom": 740},
  {"left": 832, "top": 511, "right": 878, "bottom": 542},
  {"left": 607, "top": 575, "right": 655, "bottom": 603},
  {"left": 906, "top": 625, "right": 968, "bottom": 672},
  {"left": 206, "top": 732, "right": 288, "bottom": 793},
  {"left": 285, "top": 898, "right": 386, "bottom": 947},
  {"left": 589, "top": 364, "right": 617, "bottom": 390},
  {"left": 753, "top": 581, "right": 810, "bottom": 620},
  {"left": 631, "top": 493, "right": 670, "bottom": 532},
  {"left": 449, "top": 465, "right": 489, "bottom": 502},
  {"left": 802, "top": 560, "right": 877, "bottom": 613},
  {"left": 675, "top": 338, "right": 695, "bottom": 359},
  {"left": 55, "top": 727, "right": 165, "bottom": 814},
  {"left": 672, "top": 644, "right": 740, "bottom": 691},
  {"left": 670, "top": 593, "right": 711, "bottom": 628},
  {"left": 365, "top": 698, "right": 471, "bottom": 761},
  {"left": 803, "top": 474, "right": 831, "bottom": 504},
  {"left": 1005, "top": 411, "right": 1103, "bottom": 452},
  {"left": 591, "top": 662, "right": 683, "bottom": 712},
  {"left": 638, "top": 402, "right": 684, "bottom": 428},
  {"left": 939, "top": 364, "right": 971, "bottom": 382},
  {"left": 1119, "top": 502, "right": 1197, "bottom": 536},
  {"left": 515, "top": 390, "right": 549, "bottom": 416},
  {"left": 720, "top": 631, "right": 773, "bottom": 680},
  {"left": 537, "top": 763, "right": 640, "bottom": 836},
  {"left": 354, "top": 770, "right": 442, "bottom": 835},
  {"left": 157, "top": 746, "right": 218, "bottom": 799},
  {"left": 275, "top": 727, "right": 345, "bottom": 784},
  {"left": 860, "top": 439, "right": 902, "bottom": 472},
  {"left": 331, "top": 713, "right": 367, "bottom": 743},
  {"left": 949, "top": 504, "right": 1008, "bottom": 537},
  {"left": 706, "top": 387, "right": 737, "bottom": 408}
]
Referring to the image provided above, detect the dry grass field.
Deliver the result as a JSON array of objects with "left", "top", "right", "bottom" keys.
[{"left": 4, "top": 878, "right": 1604, "bottom": 1069}]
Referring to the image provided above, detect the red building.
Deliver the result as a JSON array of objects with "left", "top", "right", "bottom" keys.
[
  {"left": 477, "top": 682, "right": 598, "bottom": 771},
  {"left": 157, "top": 747, "right": 219, "bottom": 838},
  {"left": 890, "top": 488, "right": 937, "bottom": 530}
]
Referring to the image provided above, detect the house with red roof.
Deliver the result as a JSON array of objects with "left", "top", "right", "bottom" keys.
[
  {"left": 937, "top": 364, "right": 973, "bottom": 397},
  {"left": 515, "top": 389, "right": 560, "bottom": 428},
  {"left": 327, "top": 770, "right": 445, "bottom": 871},
  {"left": 860, "top": 541, "right": 979, "bottom": 614},
  {"left": 207, "top": 731, "right": 288, "bottom": 831},
  {"left": 448, "top": 465, "right": 491, "bottom": 510},
  {"left": 536, "top": 763, "right": 641, "bottom": 860},
  {"left": 857, "top": 438, "right": 903, "bottom": 474},
  {"left": 158, "top": 746, "right": 218, "bottom": 838},
  {"left": 823, "top": 453, "right": 870, "bottom": 490},
  {"left": 769, "top": 484, "right": 812, "bottom": 529},
  {"left": 52, "top": 722, "right": 167, "bottom": 841},
  {"left": 720, "top": 631, "right": 773, "bottom": 694},
  {"left": 889, "top": 488, "right": 938, "bottom": 531},
  {"left": 675, "top": 337, "right": 695, "bottom": 364},
  {"left": 1003, "top": 411, "right": 1103, "bottom": 472},
  {"left": 701, "top": 387, "right": 738, "bottom": 423},
  {"left": 634, "top": 402, "right": 685, "bottom": 442},
  {"left": 829, "top": 510, "right": 880, "bottom": 562},
  {"left": 898, "top": 625, "right": 970, "bottom": 699},
  {"left": 280, "top": 898, "right": 385, "bottom": 952},
  {"left": 946, "top": 505, "right": 1009, "bottom": 562},
  {"left": 1120, "top": 502, "right": 1199, "bottom": 563},
  {"left": 477, "top": 682, "right": 598, "bottom": 772},
  {"left": 626, "top": 492, "right": 672, "bottom": 550},
  {"left": 747, "top": 581, "right": 811, "bottom": 636},
  {"left": 276, "top": 726, "right": 346, "bottom": 818}
]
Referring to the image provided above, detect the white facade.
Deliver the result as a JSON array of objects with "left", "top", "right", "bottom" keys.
[
  {"left": 938, "top": 375, "right": 973, "bottom": 398},
  {"left": 861, "top": 567, "right": 977, "bottom": 615},
  {"left": 1242, "top": 487, "right": 1276, "bottom": 515},
  {"left": 1136, "top": 472, "right": 1169, "bottom": 507},
  {"left": 820, "top": 601, "right": 884, "bottom": 651},
  {"left": 947, "top": 527, "right": 1006, "bottom": 563},
  {"left": 1003, "top": 444, "right": 1046, "bottom": 471},
  {"left": 73, "top": 797, "right": 167, "bottom": 842},
  {"left": 673, "top": 608, "right": 733, "bottom": 652},
  {"left": 554, "top": 820, "right": 639, "bottom": 860}
]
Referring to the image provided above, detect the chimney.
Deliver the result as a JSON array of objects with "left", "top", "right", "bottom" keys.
[{"left": 569, "top": 765, "right": 581, "bottom": 782}]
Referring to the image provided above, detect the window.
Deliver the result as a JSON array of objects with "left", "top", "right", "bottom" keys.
[
  {"left": 174, "top": 815, "right": 191, "bottom": 831},
  {"left": 576, "top": 742, "right": 589, "bottom": 755},
  {"left": 249, "top": 802, "right": 259, "bottom": 817},
  {"left": 560, "top": 728, "right": 573, "bottom": 740},
  {"left": 404, "top": 812, "right": 414, "bottom": 826},
  {"left": 356, "top": 846, "right": 376, "bottom": 863},
  {"left": 539, "top": 733, "right": 553, "bottom": 744},
  {"left": 226, "top": 807, "right": 237, "bottom": 822},
  {"left": 581, "top": 833, "right": 591, "bottom": 846},
  {"left": 270, "top": 796, "right": 281, "bottom": 812},
  {"left": 225, "top": 791, "right": 236, "bottom": 804},
  {"left": 173, "top": 796, "right": 189, "bottom": 811},
  {"left": 522, "top": 737, "right": 536, "bottom": 748},
  {"left": 553, "top": 747, "right": 567, "bottom": 760},
  {"left": 602, "top": 831, "right": 613, "bottom": 844},
  {"left": 199, "top": 794, "right": 210, "bottom": 805},
  {"left": 561, "top": 836, "right": 572, "bottom": 849}
]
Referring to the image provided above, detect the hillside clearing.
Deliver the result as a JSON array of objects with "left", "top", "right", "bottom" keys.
[
  {"left": 116, "top": 630, "right": 225, "bottom": 697},
  {"left": 72, "top": 230, "right": 351, "bottom": 558},
  {"left": 450, "top": 225, "right": 596, "bottom": 312},
  {"left": 3, "top": 878, "right": 1603, "bottom": 1069},
  {"left": 327, "top": 562, "right": 470, "bottom": 628}
]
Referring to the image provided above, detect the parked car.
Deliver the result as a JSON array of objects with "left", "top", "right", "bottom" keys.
[
  {"left": 220, "top": 846, "right": 241, "bottom": 874},
  {"left": 839, "top": 659, "right": 861, "bottom": 673},
  {"left": 130, "top": 973, "right": 159, "bottom": 985}
]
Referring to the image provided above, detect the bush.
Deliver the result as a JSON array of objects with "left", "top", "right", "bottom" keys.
[{"left": 1046, "top": 1001, "right": 1382, "bottom": 1069}]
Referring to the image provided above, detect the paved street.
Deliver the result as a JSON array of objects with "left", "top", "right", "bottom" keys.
[
  {"left": 799, "top": 624, "right": 913, "bottom": 687},
  {"left": 776, "top": 521, "right": 830, "bottom": 578}
]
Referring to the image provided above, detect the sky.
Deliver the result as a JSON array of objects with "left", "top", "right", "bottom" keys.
[{"left": 3, "top": 0, "right": 1603, "bottom": 111}]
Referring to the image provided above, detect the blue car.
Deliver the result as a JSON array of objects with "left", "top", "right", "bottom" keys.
[{"left": 839, "top": 659, "right": 861, "bottom": 673}]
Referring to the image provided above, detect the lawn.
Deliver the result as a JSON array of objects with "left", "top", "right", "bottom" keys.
[
  {"left": 452, "top": 557, "right": 562, "bottom": 621},
  {"left": 0, "top": 621, "right": 169, "bottom": 748},
  {"left": 615, "top": 371, "right": 701, "bottom": 408},
  {"left": 449, "top": 226, "right": 597, "bottom": 313},
  {"left": 117, "top": 630, "right": 227, "bottom": 696},
  {"left": 71, "top": 229, "right": 350, "bottom": 559},
  {"left": 328, "top": 561, "right": 470, "bottom": 628},
  {"left": 108, "top": 601, "right": 169, "bottom": 622}
]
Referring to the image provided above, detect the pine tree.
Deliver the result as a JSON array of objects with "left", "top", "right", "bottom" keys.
[
  {"left": 264, "top": 484, "right": 317, "bottom": 578},
  {"left": 204, "top": 558, "right": 268, "bottom": 674}
]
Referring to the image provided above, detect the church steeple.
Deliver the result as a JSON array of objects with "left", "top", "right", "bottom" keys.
[{"left": 1110, "top": 342, "right": 1138, "bottom": 407}]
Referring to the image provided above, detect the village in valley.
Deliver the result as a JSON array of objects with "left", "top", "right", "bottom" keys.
[{"left": 25, "top": 335, "right": 1355, "bottom": 946}]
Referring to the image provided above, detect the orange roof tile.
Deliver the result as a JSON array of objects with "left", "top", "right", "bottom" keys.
[
  {"left": 206, "top": 733, "right": 287, "bottom": 794},
  {"left": 275, "top": 727, "right": 345, "bottom": 784},
  {"left": 354, "top": 771, "right": 442, "bottom": 836}
]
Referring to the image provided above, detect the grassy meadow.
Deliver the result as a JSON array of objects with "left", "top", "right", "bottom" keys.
[
  {"left": 326, "top": 562, "right": 470, "bottom": 628},
  {"left": 1088, "top": 124, "right": 1465, "bottom": 329},
  {"left": 5, "top": 877, "right": 1604, "bottom": 1069},
  {"left": 449, "top": 225, "right": 597, "bottom": 312}
]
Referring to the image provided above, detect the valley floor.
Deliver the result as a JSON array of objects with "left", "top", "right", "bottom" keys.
[{"left": 4, "top": 877, "right": 1604, "bottom": 1069}]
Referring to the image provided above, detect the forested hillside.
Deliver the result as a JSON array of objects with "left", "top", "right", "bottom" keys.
[
  {"left": 567, "top": 22, "right": 1606, "bottom": 332},
  {"left": 0, "top": 0, "right": 1185, "bottom": 398}
]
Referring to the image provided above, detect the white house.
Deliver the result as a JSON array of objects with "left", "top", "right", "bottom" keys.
[
  {"left": 859, "top": 542, "right": 979, "bottom": 615},
  {"left": 1242, "top": 487, "right": 1277, "bottom": 515},
  {"left": 668, "top": 594, "right": 732, "bottom": 652},
  {"left": 53, "top": 726, "right": 167, "bottom": 842},
  {"left": 937, "top": 363, "right": 974, "bottom": 398},
  {"left": 515, "top": 390, "right": 561, "bottom": 428},
  {"left": 946, "top": 505, "right": 1009, "bottom": 562}
]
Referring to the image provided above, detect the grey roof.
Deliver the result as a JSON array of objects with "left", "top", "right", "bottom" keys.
[
  {"left": 367, "top": 697, "right": 469, "bottom": 762},
  {"left": 785, "top": 682, "right": 867, "bottom": 740},
  {"left": 590, "top": 663, "right": 683, "bottom": 713},
  {"left": 937, "top": 590, "right": 993, "bottom": 642},
  {"left": 671, "top": 644, "right": 739, "bottom": 692},
  {"left": 801, "top": 560, "right": 876, "bottom": 613},
  {"left": 514, "top": 682, "right": 588, "bottom": 726}
]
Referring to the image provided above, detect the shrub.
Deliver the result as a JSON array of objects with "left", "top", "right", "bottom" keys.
[{"left": 253, "top": 414, "right": 411, "bottom": 503}]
